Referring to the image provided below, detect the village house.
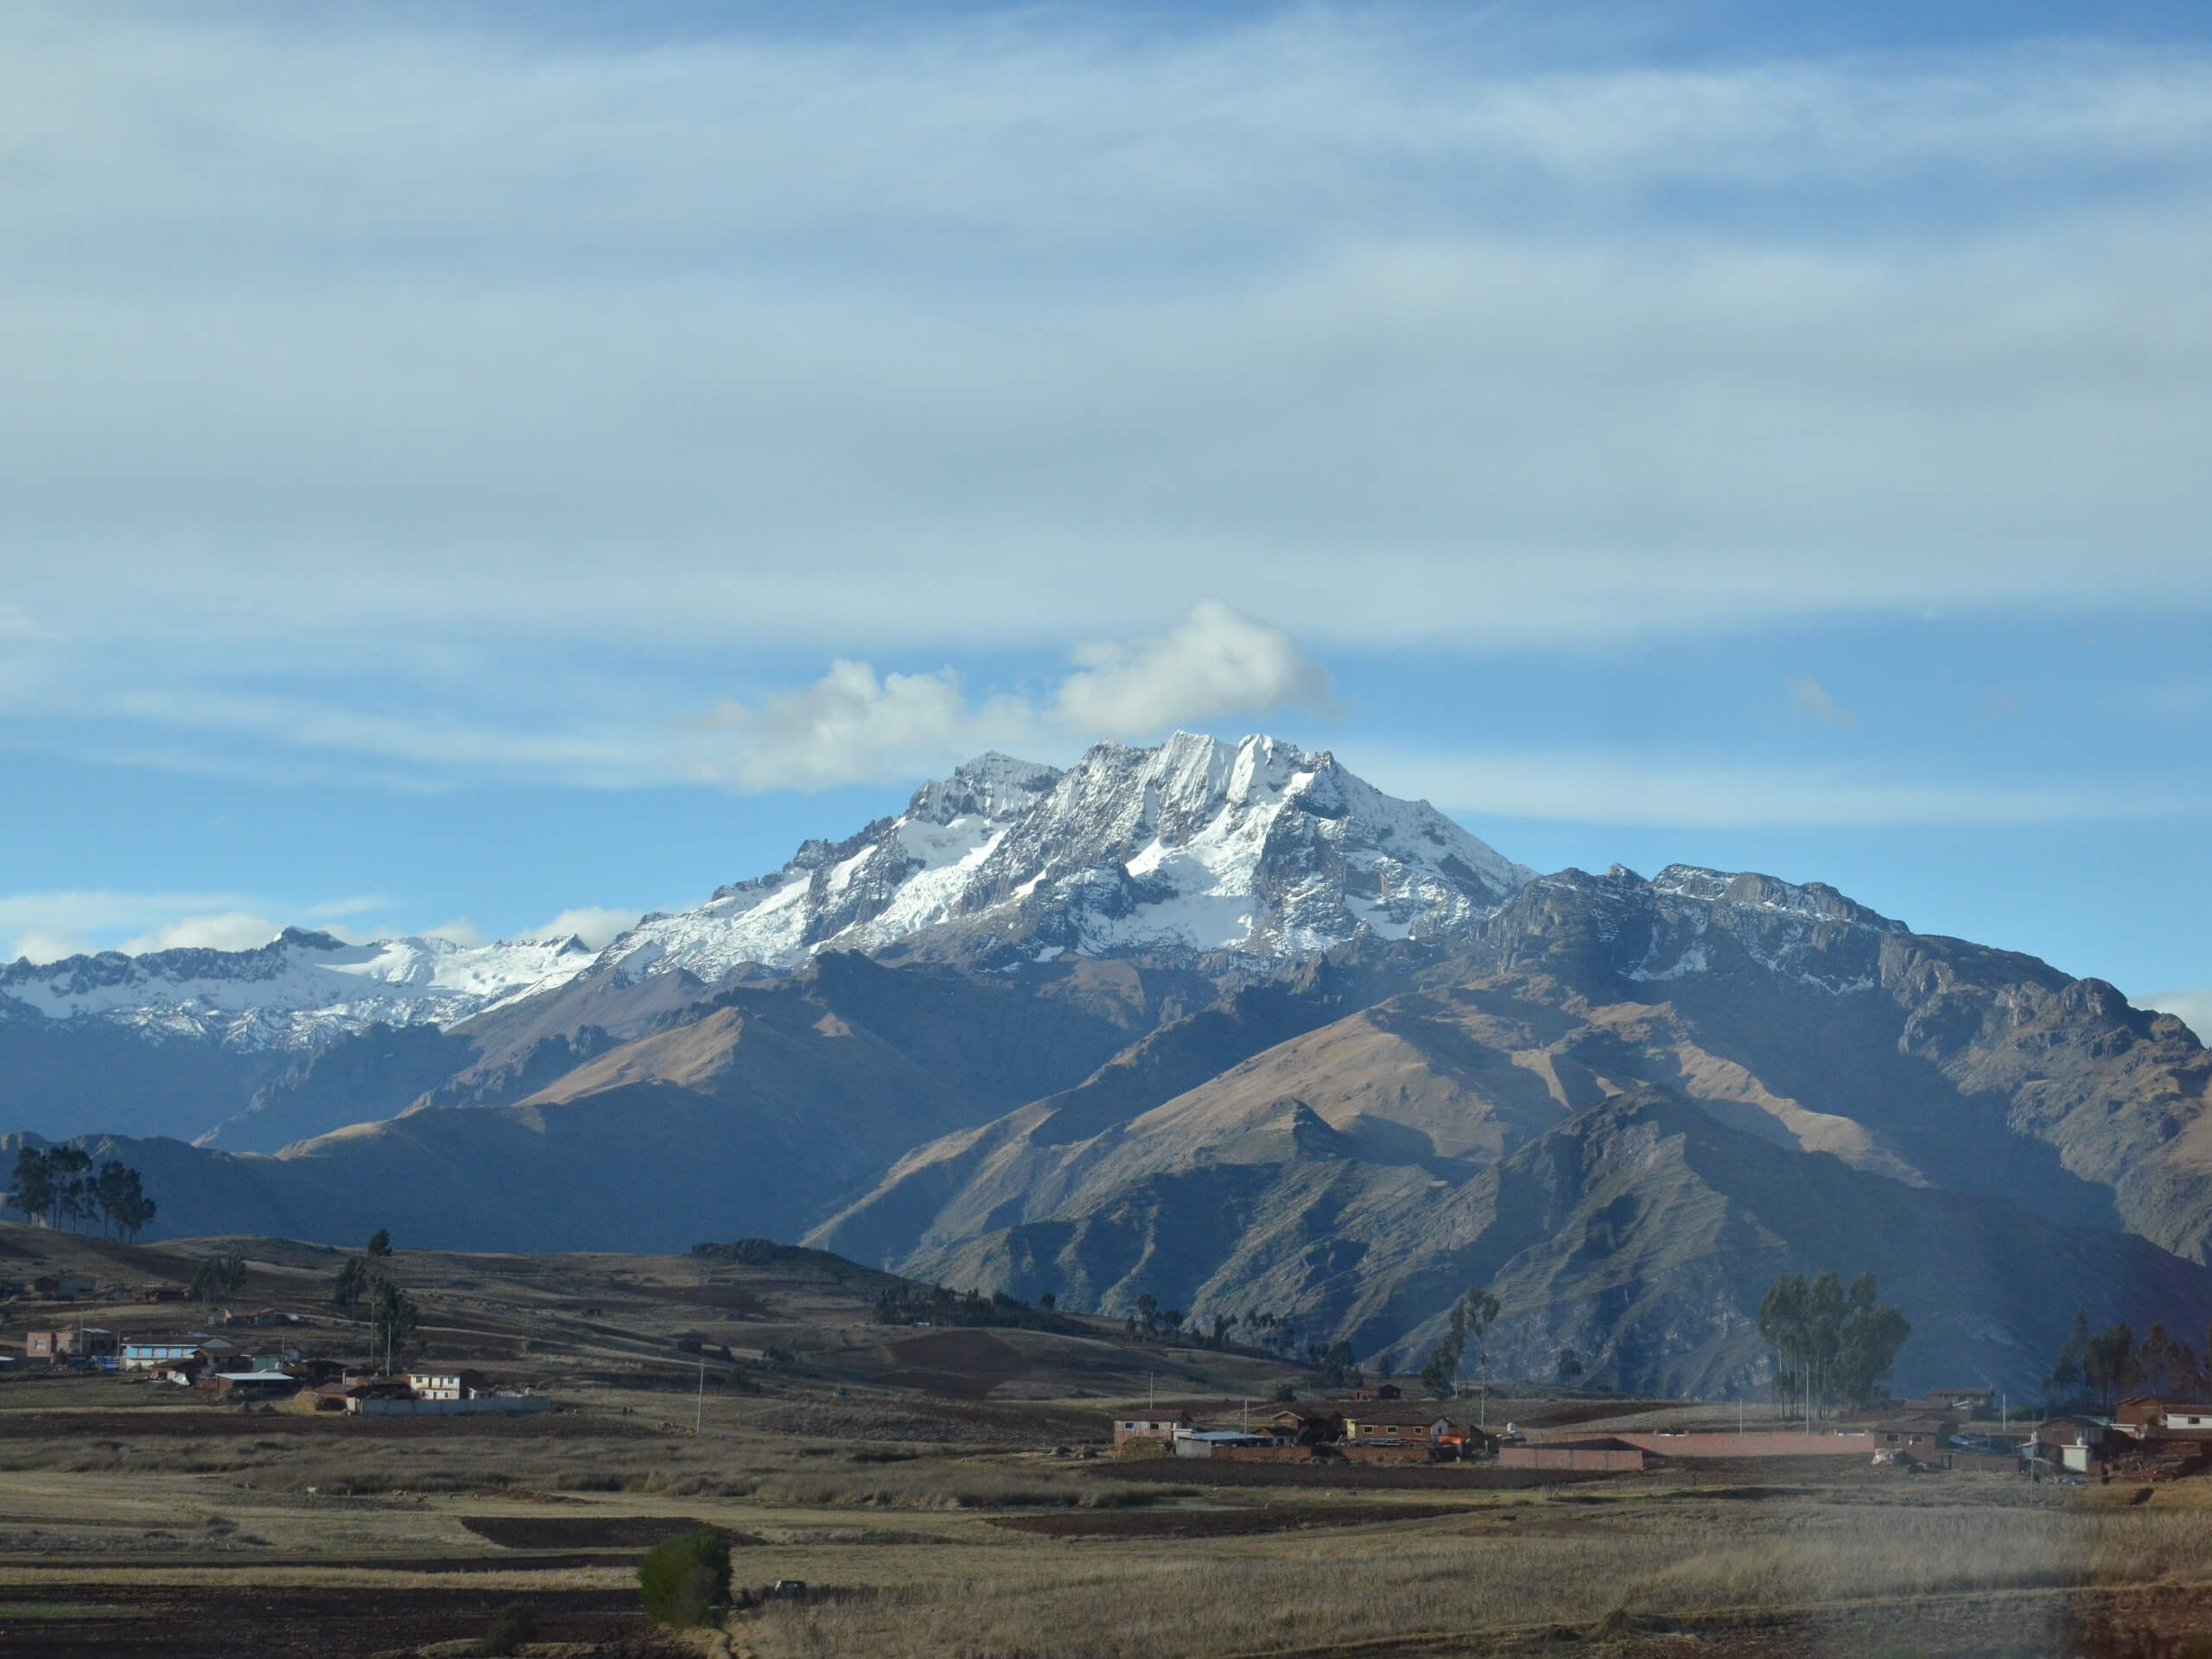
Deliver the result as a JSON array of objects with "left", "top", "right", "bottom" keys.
[
  {"left": 2031, "top": 1417, "right": 2113, "bottom": 1475},
  {"left": 1173, "top": 1428, "right": 1291, "bottom": 1458},
  {"left": 1270, "top": 1405, "right": 1345, "bottom": 1444},
  {"left": 1870, "top": 1412, "right": 1957, "bottom": 1456},
  {"left": 1342, "top": 1410, "right": 1452, "bottom": 1446},
  {"left": 407, "top": 1367, "right": 489, "bottom": 1402},
  {"left": 220, "top": 1306, "right": 302, "bottom": 1330},
  {"left": 1344, "top": 1383, "right": 1403, "bottom": 1402},
  {"left": 2117, "top": 1396, "right": 2212, "bottom": 1438},
  {"left": 24, "top": 1327, "right": 117, "bottom": 1362},
  {"left": 207, "top": 1370, "right": 302, "bottom": 1402},
  {"left": 121, "top": 1339, "right": 200, "bottom": 1371},
  {"left": 32, "top": 1274, "right": 95, "bottom": 1300},
  {"left": 1112, "top": 1414, "right": 1191, "bottom": 1450},
  {"left": 131, "top": 1285, "right": 185, "bottom": 1305}
]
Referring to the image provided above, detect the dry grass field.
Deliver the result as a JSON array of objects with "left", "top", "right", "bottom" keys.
[{"left": 6, "top": 1223, "right": 2212, "bottom": 1657}]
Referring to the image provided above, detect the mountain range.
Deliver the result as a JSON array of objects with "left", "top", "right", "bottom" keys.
[{"left": 6, "top": 731, "right": 2209, "bottom": 1396}]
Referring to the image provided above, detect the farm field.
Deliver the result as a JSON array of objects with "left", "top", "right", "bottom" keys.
[{"left": 5, "top": 1224, "right": 2212, "bottom": 1657}]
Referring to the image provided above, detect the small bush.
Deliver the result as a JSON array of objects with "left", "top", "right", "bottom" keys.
[
  {"left": 478, "top": 1600, "right": 537, "bottom": 1656},
  {"left": 639, "top": 1528, "right": 731, "bottom": 1629}
]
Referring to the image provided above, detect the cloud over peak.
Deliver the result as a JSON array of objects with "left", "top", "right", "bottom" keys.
[{"left": 696, "top": 602, "right": 1326, "bottom": 792}]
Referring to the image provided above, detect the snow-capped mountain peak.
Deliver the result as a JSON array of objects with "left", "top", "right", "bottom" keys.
[
  {"left": 0, "top": 734, "right": 1535, "bottom": 1049},
  {"left": 603, "top": 732, "right": 1535, "bottom": 981}
]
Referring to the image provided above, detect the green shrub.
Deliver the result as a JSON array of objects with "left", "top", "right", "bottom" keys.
[
  {"left": 638, "top": 1528, "right": 731, "bottom": 1629},
  {"left": 477, "top": 1600, "right": 537, "bottom": 1656}
]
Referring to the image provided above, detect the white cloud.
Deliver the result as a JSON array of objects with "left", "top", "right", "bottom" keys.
[
  {"left": 119, "top": 912, "right": 283, "bottom": 955},
  {"left": 2135, "top": 990, "right": 2212, "bottom": 1045},
  {"left": 0, "top": 889, "right": 258, "bottom": 965},
  {"left": 1055, "top": 601, "right": 1331, "bottom": 738},
  {"left": 533, "top": 906, "right": 641, "bottom": 950},
  {"left": 9, "top": 930, "right": 99, "bottom": 965},
  {"left": 696, "top": 660, "right": 1036, "bottom": 792},
  {"left": 423, "top": 918, "right": 486, "bottom": 948},
  {"left": 693, "top": 603, "right": 1323, "bottom": 791},
  {"left": 1359, "top": 747, "right": 2203, "bottom": 829}
]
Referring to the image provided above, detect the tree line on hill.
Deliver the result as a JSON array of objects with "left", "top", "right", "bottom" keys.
[
  {"left": 331, "top": 1228, "right": 420, "bottom": 1365},
  {"left": 4, "top": 1147, "right": 156, "bottom": 1240},
  {"left": 870, "top": 1280, "right": 1083, "bottom": 1335},
  {"left": 1756, "top": 1270, "right": 1912, "bottom": 1416},
  {"left": 2044, "top": 1313, "right": 2212, "bottom": 1412}
]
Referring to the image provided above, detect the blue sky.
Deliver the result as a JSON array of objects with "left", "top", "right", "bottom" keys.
[{"left": 1, "top": 2, "right": 2207, "bottom": 1033}]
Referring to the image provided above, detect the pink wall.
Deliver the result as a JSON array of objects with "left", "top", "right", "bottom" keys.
[
  {"left": 1528, "top": 1429, "right": 1875, "bottom": 1459},
  {"left": 1501, "top": 1445, "right": 1645, "bottom": 1471}
]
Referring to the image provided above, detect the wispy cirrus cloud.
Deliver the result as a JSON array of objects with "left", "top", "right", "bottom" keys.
[
  {"left": 2, "top": 7, "right": 2210, "bottom": 684},
  {"left": 1360, "top": 747, "right": 2206, "bottom": 830}
]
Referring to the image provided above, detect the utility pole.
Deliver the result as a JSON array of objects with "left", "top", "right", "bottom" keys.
[
  {"left": 1147, "top": 1371, "right": 1154, "bottom": 1412},
  {"left": 696, "top": 1355, "right": 705, "bottom": 1433}
]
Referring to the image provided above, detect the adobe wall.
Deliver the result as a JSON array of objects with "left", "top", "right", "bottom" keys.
[
  {"left": 1501, "top": 1445, "right": 1645, "bottom": 1471},
  {"left": 1527, "top": 1429, "right": 1876, "bottom": 1458}
]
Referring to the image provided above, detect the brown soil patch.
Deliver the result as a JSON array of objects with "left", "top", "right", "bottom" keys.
[
  {"left": 991, "top": 1502, "right": 1468, "bottom": 1539},
  {"left": 460, "top": 1515, "right": 761, "bottom": 1549},
  {"left": 1087, "top": 1459, "right": 1611, "bottom": 1491},
  {"left": 0, "top": 1582, "right": 677, "bottom": 1657},
  {"left": 878, "top": 1330, "right": 1032, "bottom": 1398}
]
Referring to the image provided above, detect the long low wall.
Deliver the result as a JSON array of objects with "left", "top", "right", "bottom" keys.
[
  {"left": 1501, "top": 1445, "right": 1645, "bottom": 1471},
  {"left": 351, "top": 1395, "right": 552, "bottom": 1417},
  {"left": 1530, "top": 1429, "right": 1876, "bottom": 1459}
]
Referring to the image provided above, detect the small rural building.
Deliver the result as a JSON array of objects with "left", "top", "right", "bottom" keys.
[
  {"left": 1344, "top": 1384, "right": 1403, "bottom": 1402},
  {"left": 1922, "top": 1387, "right": 1995, "bottom": 1414},
  {"left": 26, "top": 1327, "right": 117, "bottom": 1360},
  {"left": 1271, "top": 1406, "right": 1345, "bottom": 1444},
  {"left": 121, "top": 1340, "right": 200, "bottom": 1371},
  {"left": 131, "top": 1285, "right": 185, "bottom": 1304},
  {"left": 1173, "top": 1429, "right": 1287, "bottom": 1458},
  {"left": 1869, "top": 1414, "right": 1955, "bottom": 1456},
  {"left": 1438, "top": 1426, "right": 1499, "bottom": 1460},
  {"left": 32, "top": 1274, "right": 96, "bottom": 1300},
  {"left": 221, "top": 1307, "right": 301, "bottom": 1329},
  {"left": 407, "top": 1368, "right": 488, "bottom": 1402},
  {"left": 2118, "top": 1397, "right": 2212, "bottom": 1438},
  {"left": 1112, "top": 1414, "right": 1191, "bottom": 1450},
  {"left": 2032, "top": 1418, "right": 2112, "bottom": 1474},
  {"left": 208, "top": 1371, "right": 302, "bottom": 1402},
  {"left": 1342, "top": 1412, "right": 1451, "bottom": 1446}
]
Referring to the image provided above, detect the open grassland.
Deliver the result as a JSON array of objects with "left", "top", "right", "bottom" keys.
[{"left": 8, "top": 1227, "right": 2212, "bottom": 1656}]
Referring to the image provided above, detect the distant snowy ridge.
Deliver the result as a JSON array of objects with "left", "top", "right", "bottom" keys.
[
  {"left": 0, "top": 928, "right": 595, "bottom": 1048},
  {"left": 0, "top": 733, "right": 1536, "bottom": 1046}
]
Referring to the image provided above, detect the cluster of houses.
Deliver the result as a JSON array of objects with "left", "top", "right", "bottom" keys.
[
  {"left": 14, "top": 1283, "right": 543, "bottom": 1418},
  {"left": 2024, "top": 1395, "right": 2212, "bottom": 1483},
  {"left": 1115, "top": 1383, "right": 2212, "bottom": 1484},
  {"left": 1115, "top": 1384, "right": 1504, "bottom": 1462}
]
